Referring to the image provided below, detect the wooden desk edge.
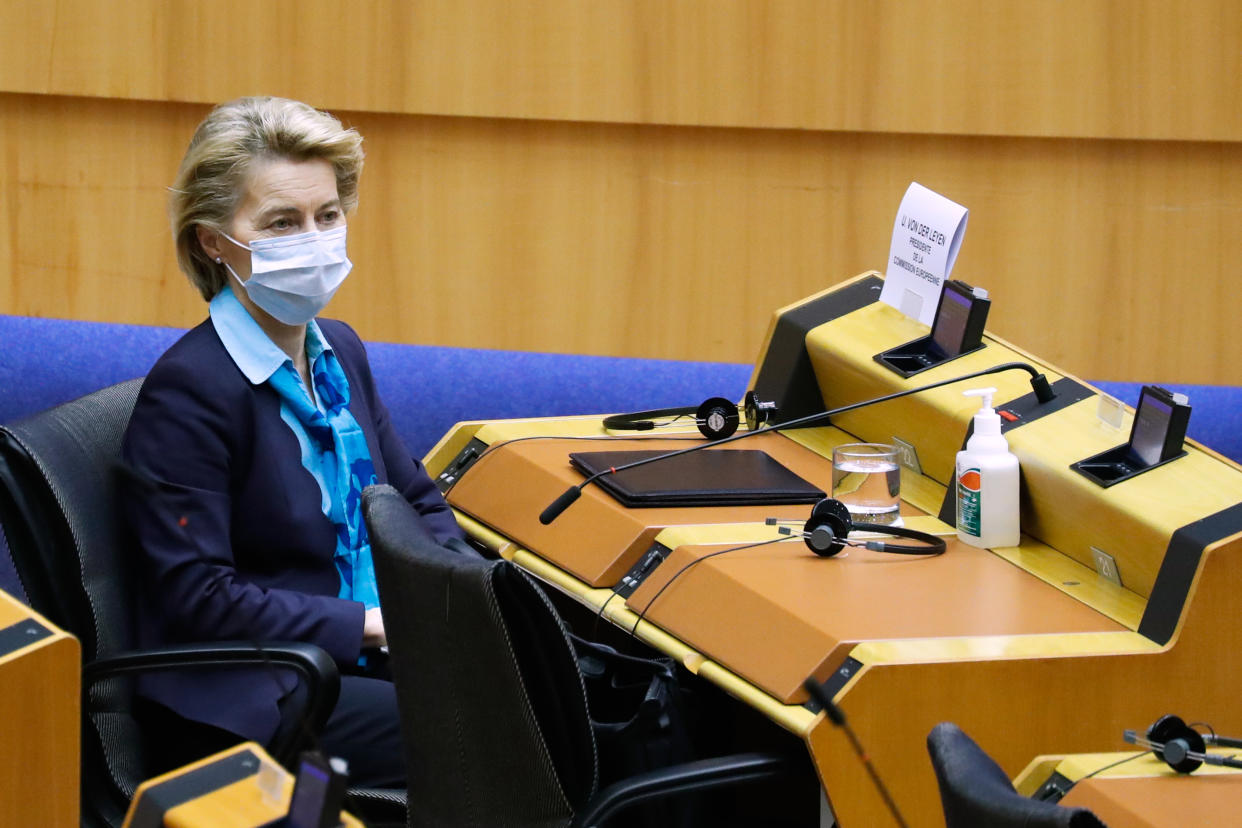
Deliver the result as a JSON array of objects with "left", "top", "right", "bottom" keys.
[
  {"left": 849, "top": 629, "right": 1160, "bottom": 667},
  {"left": 453, "top": 508, "right": 1159, "bottom": 733},
  {"left": 453, "top": 510, "right": 818, "bottom": 736},
  {"left": 437, "top": 414, "right": 1151, "bottom": 634}
]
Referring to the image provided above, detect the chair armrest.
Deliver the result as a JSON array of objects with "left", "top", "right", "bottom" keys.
[
  {"left": 82, "top": 640, "right": 340, "bottom": 763},
  {"left": 572, "top": 751, "right": 794, "bottom": 828}
]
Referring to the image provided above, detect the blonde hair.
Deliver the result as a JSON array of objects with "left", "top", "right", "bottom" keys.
[{"left": 169, "top": 97, "right": 365, "bottom": 300}]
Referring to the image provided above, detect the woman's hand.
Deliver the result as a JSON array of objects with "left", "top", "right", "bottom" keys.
[{"left": 362, "top": 606, "right": 386, "bottom": 648}]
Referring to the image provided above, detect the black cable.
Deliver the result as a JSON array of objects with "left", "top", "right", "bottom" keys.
[
  {"left": 605, "top": 411, "right": 699, "bottom": 431},
  {"left": 1188, "top": 720, "right": 1217, "bottom": 740},
  {"left": 1076, "top": 750, "right": 1150, "bottom": 782},
  {"left": 592, "top": 589, "right": 622, "bottom": 639}
]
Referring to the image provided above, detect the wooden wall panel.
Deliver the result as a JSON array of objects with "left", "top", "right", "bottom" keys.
[
  {"left": 1, "top": 92, "right": 1238, "bottom": 384},
  {"left": 0, "top": 96, "right": 206, "bottom": 324},
  {"left": 0, "top": 1, "right": 1239, "bottom": 141}
]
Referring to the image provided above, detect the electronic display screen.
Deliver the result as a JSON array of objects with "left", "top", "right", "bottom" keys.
[
  {"left": 285, "top": 758, "right": 331, "bottom": 828},
  {"left": 1131, "top": 391, "right": 1173, "bottom": 466},
  {"left": 931, "top": 285, "right": 973, "bottom": 357}
]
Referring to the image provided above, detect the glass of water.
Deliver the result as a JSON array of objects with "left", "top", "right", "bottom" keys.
[{"left": 831, "top": 443, "right": 902, "bottom": 526}]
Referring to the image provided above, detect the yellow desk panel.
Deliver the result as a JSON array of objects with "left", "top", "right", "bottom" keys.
[
  {"left": 1017, "top": 750, "right": 1242, "bottom": 827},
  {"left": 0, "top": 589, "right": 80, "bottom": 828}
]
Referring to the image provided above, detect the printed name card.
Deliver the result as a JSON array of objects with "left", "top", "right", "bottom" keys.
[{"left": 880, "top": 182, "right": 969, "bottom": 325}]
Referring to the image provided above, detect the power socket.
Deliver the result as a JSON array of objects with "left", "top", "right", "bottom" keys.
[
  {"left": 891, "top": 436, "right": 922, "bottom": 475},
  {"left": 1091, "top": 547, "right": 1122, "bottom": 586}
]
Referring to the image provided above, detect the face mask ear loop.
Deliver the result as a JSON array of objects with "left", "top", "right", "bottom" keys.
[
  {"left": 219, "top": 230, "right": 253, "bottom": 253},
  {"left": 215, "top": 230, "right": 251, "bottom": 286},
  {"left": 221, "top": 259, "right": 248, "bottom": 288}
]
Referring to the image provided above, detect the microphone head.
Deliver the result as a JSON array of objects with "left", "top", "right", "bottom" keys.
[
  {"left": 1030, "top": 373, "right": 1056, "bottom": 403},
  {"left": 539, "top": 486, "right": 582, "bottom": 525}
]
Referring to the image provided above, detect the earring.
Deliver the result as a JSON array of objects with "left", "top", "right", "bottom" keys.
[{"left": 215, "top": 257, "right": 222, "bottom": 263}]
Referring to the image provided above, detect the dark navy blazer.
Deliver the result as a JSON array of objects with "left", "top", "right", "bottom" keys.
[{"left": 122, "top": 317, "right": 463, "bottom": 742}]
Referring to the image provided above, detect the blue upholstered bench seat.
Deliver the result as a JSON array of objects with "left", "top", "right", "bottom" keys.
[
  {"left": 3, "top": 313, "right": 1239, "bottom": 599},
  {"left": 0, "top": 314, "right": 753, "bottom": 462},
  {"left": 4, "top": 314, "right": 1238, "bottom": 462}
]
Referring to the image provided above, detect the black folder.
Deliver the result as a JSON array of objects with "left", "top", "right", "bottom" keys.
[{"left": 568, "top": 449, "right": 825, "bottom": 508}]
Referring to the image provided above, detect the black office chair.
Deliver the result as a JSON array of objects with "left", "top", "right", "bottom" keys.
[
  {"left": 364, "top": 483, "right": 793, "bottom": 828},
  {"left": 0, "top": 380, "right": 401, "bottom": 827},
  {"left": 927, "top": 722, "right": 1107, "bottom": 828}
]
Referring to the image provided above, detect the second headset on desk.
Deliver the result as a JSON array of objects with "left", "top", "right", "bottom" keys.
[{"left": 602, "top": 392, "right": 779, "bottom": 440}]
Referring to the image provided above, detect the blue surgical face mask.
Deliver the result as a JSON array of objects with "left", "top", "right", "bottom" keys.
[{"left": 219, "top": 226, "right": 352, "bottom": 325}]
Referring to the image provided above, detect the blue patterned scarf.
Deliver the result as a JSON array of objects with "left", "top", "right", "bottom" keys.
[{"left": 269, "top": 350, "right": 379, "bottom": 609}]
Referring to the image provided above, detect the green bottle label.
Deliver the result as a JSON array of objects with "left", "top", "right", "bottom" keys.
[{"left": 957, "top": 467, "right": 982, "bottom": 536}]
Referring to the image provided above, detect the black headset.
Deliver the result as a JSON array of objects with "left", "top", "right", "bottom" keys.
[
  {"left": 767, "top": 498, "right": 947, "bottom": 557},
  {"left": 602, "top": 392, "right": 779, "bottom": 441},
  {"left": 1124, "top": 715, "right": 1242, "bottom": 774}
]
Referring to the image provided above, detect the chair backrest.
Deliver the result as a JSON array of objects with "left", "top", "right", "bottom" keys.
[
  {"left": 0, "top": 378, "right": 143, "bottom": 660},
  {"left": 0, "top": 378, "right": 150, "bottom": 825},
  {"left": 927, "top": 722, "right": 1106, "bottom": 828},
  {"left": 365, "top": 483, "right": 598, "bottom": 828}
]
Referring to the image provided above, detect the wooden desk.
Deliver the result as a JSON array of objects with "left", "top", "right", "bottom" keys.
[
  {"left": 1016, "top": 751, "right": 1242, "bottom": 827},
  {"left": 429, "top": 274, "right": 1242, "bottom": 826},
  {"left": 0, "top": 588, "right": 79, "bottom": 827},
  {"left": 124, "top": 742, "right": 364, "bottom": 828}
]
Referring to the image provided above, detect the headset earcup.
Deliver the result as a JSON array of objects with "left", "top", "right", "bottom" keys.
[
  {"left": 1149, "top": 715, "right": 1206, "bottom": 773},
  {"left": 744, "top": 391, "right": 761, "bottom": 432},
  {"left": 743, "top": 391, "right": 777, "bottom": 432},
  {"left": 1162, "top": 739, "right": 1203, "bottom": 774},
  {"left": 804, "top": 498, "right": 852, "bottom": 557},
  {"left": 696, "top": 397, "right": 740, "bottom": 440}
]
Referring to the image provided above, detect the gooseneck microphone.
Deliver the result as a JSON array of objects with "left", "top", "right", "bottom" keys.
[{"left": 539, "top": 361, "right": 1055, "bottom": 524}]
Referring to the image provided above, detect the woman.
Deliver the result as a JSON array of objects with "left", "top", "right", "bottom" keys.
[{"left": 122, "top": 96, "right": 463, "bottom": 788}]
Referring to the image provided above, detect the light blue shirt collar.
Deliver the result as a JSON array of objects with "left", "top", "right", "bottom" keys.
[{"left": 209, "top": 285, "right": 331, "bottom": 385}]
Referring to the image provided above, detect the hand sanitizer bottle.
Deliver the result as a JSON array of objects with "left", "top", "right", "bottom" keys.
[{"left": 955, "top": 387, "right": 1020, "bottom": 548}]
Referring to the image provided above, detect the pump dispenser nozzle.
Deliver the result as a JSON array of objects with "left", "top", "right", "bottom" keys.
[
  {"left": 964, "top": 387, "right": 1002, "bottom": 438},
  {"left": 963, "top": 387, "right": 996, "bottom": 410}
]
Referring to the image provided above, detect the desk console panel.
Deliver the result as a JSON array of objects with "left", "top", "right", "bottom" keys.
[{"left": 431, "top": 273, "right": 1242, "bottom": 827}]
